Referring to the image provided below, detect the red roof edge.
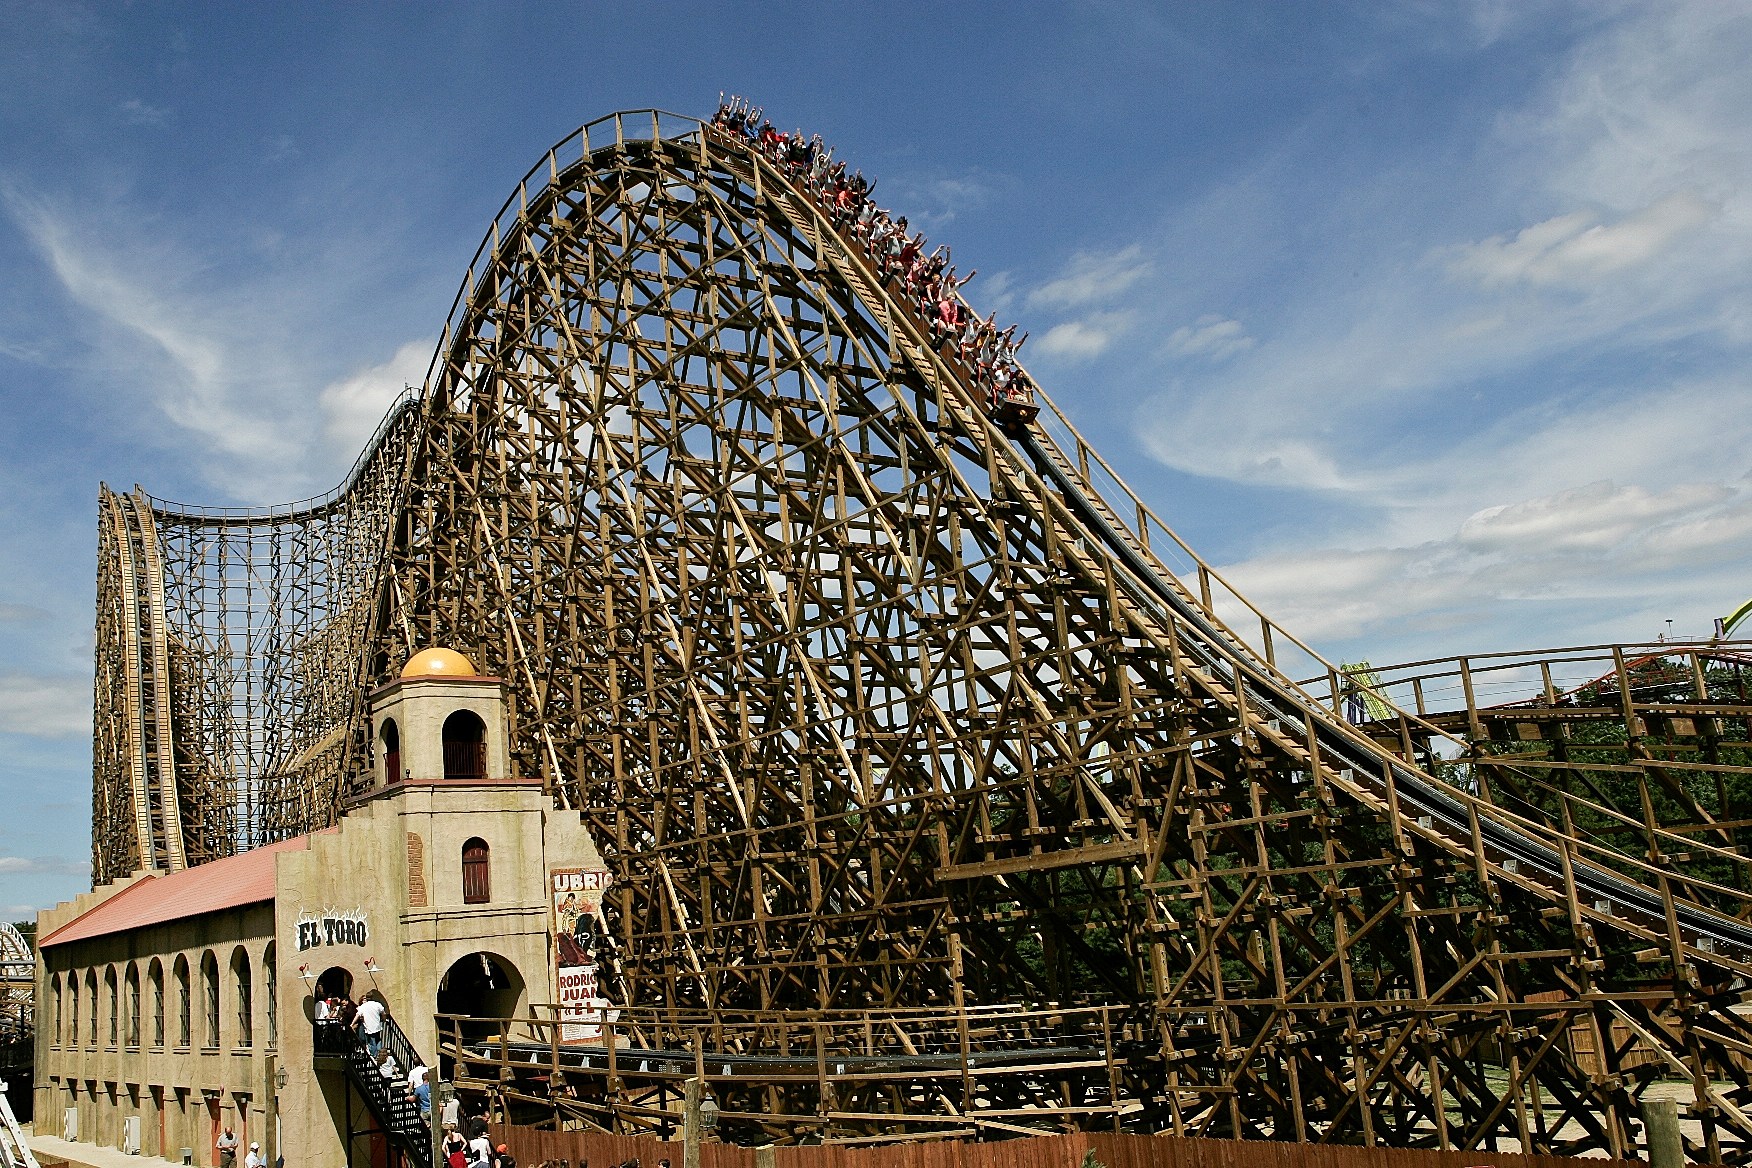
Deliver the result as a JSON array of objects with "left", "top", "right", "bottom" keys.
[{"left": 40, "top": 832, "right": 320, "bottom": 948}]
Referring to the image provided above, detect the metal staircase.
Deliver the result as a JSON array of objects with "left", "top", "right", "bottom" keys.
[{"left": 327, "top": 1017, "right": 432, "bottom": 1168}]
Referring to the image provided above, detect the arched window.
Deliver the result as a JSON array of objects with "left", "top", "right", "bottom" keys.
[
  {"left": 201, "top": 950, "right": 220, "bottom": 1049},
  {"left": 125, "top": 963, "right": 141, "bottom": 1047},
  {"left": 105, "top": 966, "right": 118, "bottom": 1046},
  {"left": 442, "top": 710, "right": 487, "bottom": 780},
  {"left": 263, "top": 943, "right": 277, "bottom": 1049},
  {"left": 85, "top": 969, "right": 97, "bottom": 1045},
  {"left": 462, "top": 837, "right": 491, "bottom": 904},
  {"left": 380, "top": 717, "right": 401, "bottom": 785},
  {"left": 173, "top": 954, "right": 191, "bottom": 1047},
  {"left": 148, "top": 959, "right": 164, "bottom": 1048},
  {"left": 52, "top": 974, "right": 62, "bottom": 1046},
  {"left": 231, "top": 947, "right": 253, "bottom": 1048}
]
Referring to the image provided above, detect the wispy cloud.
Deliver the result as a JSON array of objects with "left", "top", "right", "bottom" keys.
[
  {"left": 1222, "top": 477, "right": 1752, "bottom": 647},
  {"left": 317, "top": 339, "right": 428, "bottom": 461},
  {"left": 0, "top": 172, "right": 433, "bottom": 502},
  {"left": 1444, "top": 192, "right": 1717, "bottom": 288},
  {"left": 882, "top": 173, "right": 995, "bottom": 229},
  {"left": 1164, "top": 315, "right": 1254, "bottom": 361},
  {"left": 3, "top": 185, "right": 305, "bottom": 479},
  {"left": 0, "top": 672, "right": 89, "bottom": 739},
  {"left": 0, "top": 855, "right": 90, "bottom": 877},
  {"left": 118, "top": 98, "right": 169, "bottom": 127},
  {"left": 1036, "top": 311, "right": 1134, "bottom": 360},
  {"left": 1027, "top": 244, "right": 1152, "bottom": 310},
  {"left": 1100, "top": 2, "right": 1752, "bottom": 656}
]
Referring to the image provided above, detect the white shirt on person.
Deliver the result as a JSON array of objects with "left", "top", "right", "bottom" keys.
[{"left": 356, "top": 999, "right": 386, "bottom": 1034}]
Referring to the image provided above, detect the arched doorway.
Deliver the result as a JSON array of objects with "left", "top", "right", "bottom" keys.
[
  {"left": 435, "top": 952, "right": 524, "bottom": 1073},
  {"left": 314, "top": 966, "right": 352, "bottom": 1001},
  {"left": 311, "top": 966, "right": 354, "bottom": 1056},
  {"left": 441, "top": 710, "right": 486, "bottom": 780}
]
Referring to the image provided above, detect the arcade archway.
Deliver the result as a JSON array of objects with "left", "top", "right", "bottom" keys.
[{"left": 435, "top": 952, "right": 524, "bottom": 1058}]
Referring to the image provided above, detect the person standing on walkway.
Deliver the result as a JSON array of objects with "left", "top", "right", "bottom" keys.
[
  {"left": 442, "top": 1128, "right": 468, "bottom": 1168},
  {"left": 245, "top": 1142, "right": 262, "bottom": 1168},
  {"left": 468, "top": 1130, "right": 492, "bottom": 1168},
  {"left": 216, "top": 1127, "right": 238, "bottom": 1168}
]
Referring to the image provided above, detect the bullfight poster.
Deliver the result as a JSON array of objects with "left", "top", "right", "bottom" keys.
[{"left": 551, "top": 867, "right": 613, "bottom": 1042}]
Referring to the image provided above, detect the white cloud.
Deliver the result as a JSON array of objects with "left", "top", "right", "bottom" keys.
[
  {"left": 317, "top": 340, "right": 428, "bottom": 461},
  {"left": 0, "top": 855, "right": 90, "bottom": 877},
  {"left": 0, "top": 673, "right": 89, "bottom": 739},
  {"left": 3, "top": 186, "right": 304, "bottom": 477},
  {"left": 883, "top": 174, "right": 994, "bottom": 229},
  {"left": 1457, "top": 480, "right": 1731, "bottom": 553},
  {"left": 1164, "top": 315, "right": 1254, "bottom": 361},
  {"left": 1446, "top": 192, "right": 1717, "bottom": 288},
  {"left": 1221, "top": 476, "right": 1752, "bottom": 647},
  {"left": 119, "top": 98, "right": 169, "bottom": 127},
  {"left": 1035, "top": 312, "right": 1133, "bottom": 359},
  {"left": 1120, "top": 0, "right": 1752, "bottom": 602},
  {"left": 0, "top": 172, "right": 434, "bottom": 502},
  {"left": 965, "top": 270, "right": 1017, "bottom": 319},
  {"left": 1027, "top": 244, "right": 1152, "bottom": 310}
]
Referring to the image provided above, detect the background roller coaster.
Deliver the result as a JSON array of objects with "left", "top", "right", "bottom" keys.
[{"left": 91, "top": 108, "right": 1752, "bottom": 1157}]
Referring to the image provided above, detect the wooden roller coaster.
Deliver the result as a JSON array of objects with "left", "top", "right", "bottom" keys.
[{"left": 89, "top": 107, "right": 1752, "bottom": 1158}]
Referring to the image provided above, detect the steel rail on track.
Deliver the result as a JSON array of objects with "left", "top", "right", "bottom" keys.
[
  {"left": 452, "top": 1038, "right": 1106, "bottom": 1076},
  {"left": 1018, "top": 426, "right": 1752, "bottom": 961},
  {"left": 137, "top": 389, "right": 424, "bottom": 524}
]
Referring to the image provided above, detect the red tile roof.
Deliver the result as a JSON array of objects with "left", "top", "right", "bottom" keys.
[{"left": 40, "top": 834, "right": 319, "bottom": 948}]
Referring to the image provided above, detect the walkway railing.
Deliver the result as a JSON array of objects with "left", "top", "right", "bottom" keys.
[{"left": 319, "top": 1016, "right": 433, "bottom": 1167}]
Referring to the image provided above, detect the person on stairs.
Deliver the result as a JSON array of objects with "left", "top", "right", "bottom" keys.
[
  {"left": 407, "top": 1058, "right": 431, "bottom": 1117},
  {"left": 353, "top": 991, "right": 388, "bottom": 1058}
]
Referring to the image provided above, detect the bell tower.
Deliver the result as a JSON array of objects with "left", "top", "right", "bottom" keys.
[{"left": 367, "top": 647, "right": 512, "bottom": 786}]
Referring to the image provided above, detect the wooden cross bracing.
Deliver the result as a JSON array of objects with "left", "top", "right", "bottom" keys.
[{"left": 89, "top": 109, "right": 1752, "bottom": 1156}]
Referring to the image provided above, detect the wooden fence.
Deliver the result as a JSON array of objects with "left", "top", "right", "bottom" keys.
[{"left": 488, "top": 1124, "right": 1637, "bottom": 1168}]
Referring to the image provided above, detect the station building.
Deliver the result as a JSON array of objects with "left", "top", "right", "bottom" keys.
[{"left": 33, "top": 649, "right": 609, "bottom": 1168}]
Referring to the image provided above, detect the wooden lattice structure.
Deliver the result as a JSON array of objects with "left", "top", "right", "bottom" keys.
[{"left": 90, "top": 108, "right": 1752, "bottom": 1157}]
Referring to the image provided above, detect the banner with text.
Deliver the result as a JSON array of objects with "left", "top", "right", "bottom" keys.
[{"left": 551, "top": 867, "right": 613, "bottom": 1042}]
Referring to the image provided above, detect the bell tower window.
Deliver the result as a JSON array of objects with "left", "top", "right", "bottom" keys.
[
  {"left": 442, "top": 710, "right": 487, "bottom": 780},
  {"left": 380, "top": 718, "right": 401, "bottom": 785}
]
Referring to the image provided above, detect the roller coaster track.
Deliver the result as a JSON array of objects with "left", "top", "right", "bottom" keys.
[{"left": 93, "top": 109, "right": 1752, "bottom": 1156}]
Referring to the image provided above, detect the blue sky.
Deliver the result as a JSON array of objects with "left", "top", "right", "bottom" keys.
[{"left": 4, "top": 1, "right": 1750, "bottom": 914}]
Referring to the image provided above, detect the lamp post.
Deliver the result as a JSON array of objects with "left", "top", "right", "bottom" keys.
[{"left": 272, "top": 1065, "right": 287, "bottom": 1168}]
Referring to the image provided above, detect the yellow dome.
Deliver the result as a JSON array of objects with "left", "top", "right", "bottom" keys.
[{"left": 400, "top": 647, "right": 478, "bottom": 679}]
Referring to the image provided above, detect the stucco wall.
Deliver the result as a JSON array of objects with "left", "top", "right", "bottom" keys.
[
  {"left": 38, "top": 670, "right": 606, "bottom": 1168},
  {"left": 274, "top": 779, "right": 601, "bottom": 1168},
  {"left": 34, "top": 901, "right": 280, "bottom": 1166}
]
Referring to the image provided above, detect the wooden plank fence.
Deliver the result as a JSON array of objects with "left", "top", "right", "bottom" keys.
[{"left": 488, "top": 1124, "right": 1637, "bottom": 1168}]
